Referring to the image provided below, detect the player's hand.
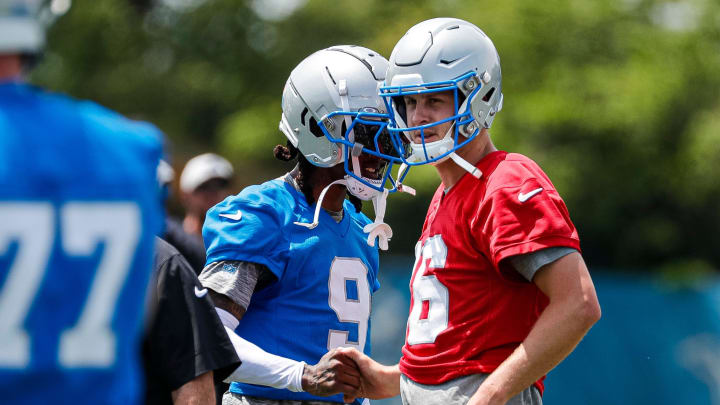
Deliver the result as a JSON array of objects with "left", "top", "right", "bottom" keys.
[
  {"left": 339, "top": 347, "right": 401, "bottom": 401},
  {"left": 302, "top": 348, "right": 361, "bottom": 400}
]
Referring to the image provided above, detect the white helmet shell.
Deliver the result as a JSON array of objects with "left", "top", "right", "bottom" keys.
[
  {"left": 279, "top": 45, "right": 389, "bottom": 168},
  {"left": 386, "top": 18, "right": 504, "bottom": 132},
  {"left": 0, "top": 0, "right": 70, "bottom": 55}
]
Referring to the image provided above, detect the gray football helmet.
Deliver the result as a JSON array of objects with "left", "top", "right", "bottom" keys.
[
  {"left": 380, "top": 18, "right": 504, "bottom": 168},
  {"left": 279, "top": 45, "right": 409, "bottom": 198},
  {"left": 0, "top": 0, "right": 70, "bottom": 55}
]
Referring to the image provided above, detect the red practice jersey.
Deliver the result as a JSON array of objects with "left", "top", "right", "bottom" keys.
[{"left": 399, "top": 151, "right": 580, "bottom": 394}]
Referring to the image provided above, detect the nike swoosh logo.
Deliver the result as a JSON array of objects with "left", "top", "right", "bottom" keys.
[
  {"left": 219, "top": 209, "right": 242, "bottom": 221},
  {"left": 440, "top": 57, "right": 460, "bottom": 65},
  {"left": 518, "top": 187, "right": 543, "bottom": 203},
  {"left": 194, "top": 286, "right": 208, "bottom": 298}
]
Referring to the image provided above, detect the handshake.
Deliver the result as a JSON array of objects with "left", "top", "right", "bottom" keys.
[{"left": 302, "top": 347, "right": 399, "bottom": 403}]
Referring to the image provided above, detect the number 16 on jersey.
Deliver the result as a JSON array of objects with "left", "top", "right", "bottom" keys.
[{"left": 407, "top": 235, "right": 450, "bottom": 345}]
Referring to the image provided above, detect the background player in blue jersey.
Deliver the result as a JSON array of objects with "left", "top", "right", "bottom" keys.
[
  {"left": 0, "top": 1, "right": 164, "bottom": 404},
  {"left": 198, "top": 45, "right": 407, "bottom": 405}
]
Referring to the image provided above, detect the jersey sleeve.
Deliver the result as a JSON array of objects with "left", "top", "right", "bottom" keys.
[
  {"left": 475, "top": 163, "right": 580, "bottom": 268},
  {"left": 508, "top": 246, "right": 578, "bottom": 281},
  {"left": 199, "top": 260, "right": 266, "bottom": 309},
  {"left": 203, "top": 195, "right": 289, "bottom": 280}
]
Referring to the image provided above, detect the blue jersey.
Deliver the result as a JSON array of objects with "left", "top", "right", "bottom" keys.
[
  {"left": 204, "top": 178, "right": 380, "bottom": 404},
  {"left": 0, "top": 83, "right": 163, "bottom": 405}
]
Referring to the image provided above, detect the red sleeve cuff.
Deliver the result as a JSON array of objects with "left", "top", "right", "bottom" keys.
[{"left": 492, "top": 235, "right": 581, "bottom": 267}]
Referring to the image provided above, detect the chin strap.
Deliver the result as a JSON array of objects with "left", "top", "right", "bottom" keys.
[
  {"left": 395, "top": 163, "right": 416, "bottom": 196},
  {"left": 414, "top": 121, "right": 481, "bottom": 179},
  {"left": 449, "top": 152, "right": 482, "bottom": 179},
  {"left": 360, "top": 163, "right": 418, "bottom": 251},
  {"left": 447, "top": 120, "right": 482, "bottom": 178},
  {"left": 293, "top": 178, "right": 394, "bottom": 251},
  {"left": 293, "top": 179, "right": 347, "bottom": 230},
  {"left": 363, "top": 189, "right": 392, "bottom": 251}
]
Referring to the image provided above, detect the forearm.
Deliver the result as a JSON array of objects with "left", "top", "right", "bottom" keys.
[
  {"left": 210, "top": 284, "right": 303, "bottom": 391},
  {"left": 207, "top": 266, "right": 359, "bottom": 398},
  {"left": 171, "top": 371, "right": 215, "bottom": 405},
  {"left": 472, "top": 253, "right": 600, "bottom": 405},
  {"left": 373, "top": 363, "right": 402, "bottom": 399},
  {"left": 216, "top": 307, "right": 360, "bottom": 398},
  {"left": 211, "top": 291, "right": 301, "bottom": 389},
  {"left": 474, "top": 300, "right": 598, "bottom": 404},
  {"left": 216, "top": 307, "right": 305, "bottom": 391}
]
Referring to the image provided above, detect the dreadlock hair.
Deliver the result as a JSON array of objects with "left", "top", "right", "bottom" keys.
[{"left": 273, "top": 141, "right": 362, "bottom": 213}]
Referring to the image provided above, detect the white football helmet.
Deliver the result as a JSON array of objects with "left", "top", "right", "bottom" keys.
[
  {"left": 279, "top": 45, "right": 410, "bottom": 200},
  {"left": 380, "top": 18, "right": 504, "bottom": 172},
  {"left": 0, "top": 0, "right": 70, "bottom": 55}
]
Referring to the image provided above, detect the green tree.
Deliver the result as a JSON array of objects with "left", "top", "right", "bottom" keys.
[{"left": 33, "top": 0, "right": 720, "bottom": 271}]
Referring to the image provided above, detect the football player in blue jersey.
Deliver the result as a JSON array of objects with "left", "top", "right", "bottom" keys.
[
  {"left": 198, "top": 45, "right": 410, "bottom": 405},
  {"left": 0, "top": 1, "right": 164, "bottom": 404}
]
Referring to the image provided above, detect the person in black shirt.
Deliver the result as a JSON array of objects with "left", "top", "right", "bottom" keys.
[
  {"left": 144, "top": 237, "right": 241, "bottom": 404},
  {"left": 163, "top": 215, "right": 207, "bottom": 274}
]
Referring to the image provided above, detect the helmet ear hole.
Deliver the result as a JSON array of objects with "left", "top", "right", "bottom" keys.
[
  {"left": 482, "top": 87, "right": 496, "bottom": 103},
  {"left": 392, "top": 96, "right": 407, "bottom": 123},
  {"left": 457, "top": 91, "right": 467, "bottom": 109},
  {"left": 308, "top": 117, "right": 324, "bottom": 138}
]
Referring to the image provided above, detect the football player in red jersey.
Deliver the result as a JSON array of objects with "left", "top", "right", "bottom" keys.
[{"left": 340, "top": 18, "right": 601, "bottom": 405}]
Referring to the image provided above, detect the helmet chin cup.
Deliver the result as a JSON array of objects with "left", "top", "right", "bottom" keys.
[
  {"left": 407, "top": 132, "right": 454, "bottom": 164},
  {"left": 345, "top": 175, "right": 382, "bottom": 201}
]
